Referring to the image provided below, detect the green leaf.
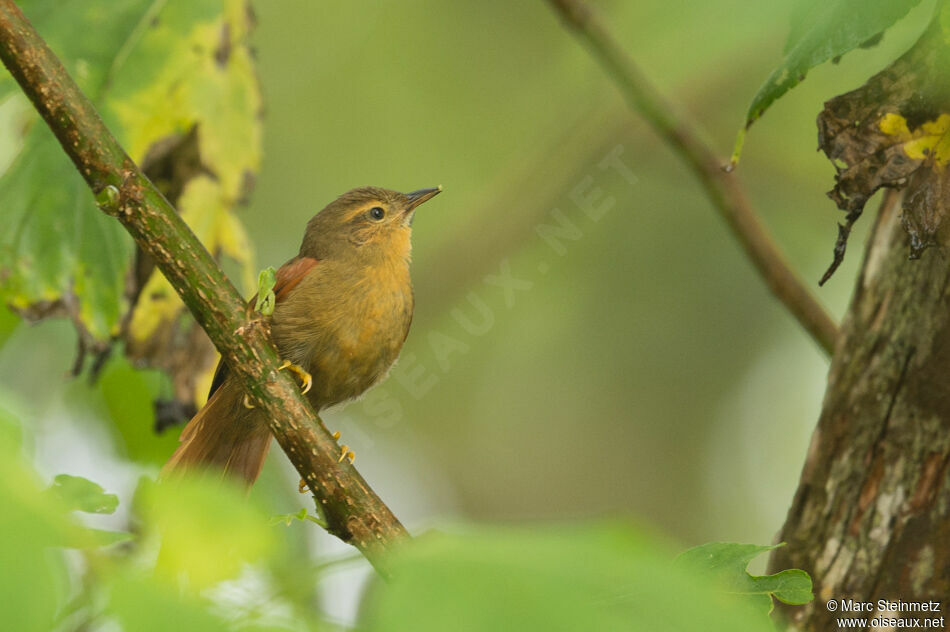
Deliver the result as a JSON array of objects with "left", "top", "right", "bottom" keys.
[
  {"left": 0, "top": 0, "right": 159, "bottom": 340},
  {"left": 0, "top": 304, "right": 19, "bottom": 351},
  {"left": 121, "top": 0, "right": 261, "bottom": 354},
  {"left": 108, "top": 571, "right": 305, "bottom": 632},
  {"left": 0, "top": 129, "right": 133, "bottom": 340},
  {"left": 269, "top": 507, "right": 327, "bottom": 528},
  {"left": 77, "top": 527, "right": 135, "bottom": 547},
  {"left": 676, "top": 542, "right": 814, "bottom": 613},
  {"left": 136, "top": 475, "right": 276, "bottom": 589},
  {"left": 49, "top": 473, "right": 119, "bottom": 514},
  {"left": 363, "top": 525, "right": 773, "bottom": 632},
  {"left": 98, "top": 354, "right": 180, "bottom": 465},
  {"left": 107, "top": 574, "right": 232, "bottom": 632},
  {"left": 744, "top": 0, "right": 925, "bottom": 128},
  {"left": 0, "top": 414, "right": 71, "bottom": 632},
  {"left": 269, "top": 508, "right": 307, "bottom": 526},
  {"left": 255, "top": 266, "right": 277, "bottom": 315},
  {"left": 0, "top": 0, "right": 157, "bottom": 105},
  {"left": 0, "top": 0, "right": 260, "bottom": 346}
]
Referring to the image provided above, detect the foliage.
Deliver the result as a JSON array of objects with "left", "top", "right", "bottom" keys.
[
  {"left": 255, "top": 266, "right": 278, "bottom": 315},
  {"left": 0, "top": 410, "right": 294, "bottom": 631},
  {"left": 0, "top": 408, "right": 796, "bottom": 631},
  {"left": 47, "top": 473, "right": 119, "bottom": 514},
  {"left": 97, "top": 354, "right": 182, "bottom": 464},
  {"left": 0, "top": 0, "right": 260, "bottom": 408},
  {"left": 361, "top": 527, "right": 792, "bottom": 632},
  {"left": 0, "top": 409, "right": 70, "bottom": 632},
  {"left": 269, "top": 507, "right": 327, "bottom": 528},
  {"left": 676, "top": 542, "right": 813, "bottom": 614},
  {"left": 734, "top": 0, "right": 930, "bottom": 160},
  {"left": 815, "top": 2, "right": 950, "bottom": 281},
  {"left": 0, "top": 0, "right": 905, "bottom": 630},
  {"left": 745, "top": 0, "right": 925, "bottom": 127}
]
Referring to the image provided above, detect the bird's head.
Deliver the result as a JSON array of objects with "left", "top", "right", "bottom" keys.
[{"left": 300, "top": 186, "right": 441, "bottom": 262}]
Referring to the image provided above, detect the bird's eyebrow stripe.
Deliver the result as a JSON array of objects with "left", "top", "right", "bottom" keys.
[{"left": 343, "top": 202, "right": 382, "bottom": 222}]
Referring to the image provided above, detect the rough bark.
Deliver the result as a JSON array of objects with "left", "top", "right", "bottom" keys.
[
  {"left": 771, "top": 190, "right": 950, "bottom": 629},
  {"left": 769, "top": 6, "right": 950, "bottom": 628}
]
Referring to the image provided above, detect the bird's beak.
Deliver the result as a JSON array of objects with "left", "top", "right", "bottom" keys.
[{"left": 404, "top": 186, "right": 442, "bottom": 212}]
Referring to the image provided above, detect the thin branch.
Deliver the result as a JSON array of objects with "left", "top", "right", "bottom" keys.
[
  {"left": 545, "top": 0, "right": 840, "bottom": 356},
  {"left": 0, "top": 0, "right": 408, "bottom": 574}
]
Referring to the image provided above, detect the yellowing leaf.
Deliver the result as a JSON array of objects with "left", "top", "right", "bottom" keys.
[
  {"left": 817, "top": 16, "right": 950, "bottom": 281},
  {"left": 127, "top": 173, "right": 256, "bottom": 412},
  {"left": 107, "top": 0, "right": 261, "bottom": 199},
  {"left": 879, "top": 112, "right": 950, "bottom": 165},
  {"left": 0, "top": 0, "right": 261, "bottom": 367},
  {"left": 127, "top": 175, "right": 255, "bottom": 347},
  {"left": 113, "top": 1, "right": 260, "bottom": 413}
]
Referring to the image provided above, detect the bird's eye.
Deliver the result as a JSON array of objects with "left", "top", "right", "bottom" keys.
[{"left": 369, "top": 206, "right": 386, "bottom": 221}]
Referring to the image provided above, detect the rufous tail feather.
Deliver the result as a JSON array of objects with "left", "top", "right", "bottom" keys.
[{"left": 162, "top": 381, "right": 271, "bottom": 485}]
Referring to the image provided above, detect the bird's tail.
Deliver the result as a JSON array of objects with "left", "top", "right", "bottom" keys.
[{"left": 162, "top": 381, "right": 272, "bottom": 485}]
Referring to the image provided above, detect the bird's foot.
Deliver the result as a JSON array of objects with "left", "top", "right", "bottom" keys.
[
  {"left": 243, "top": 393, "right": 255, "bottom": 409},
  {"left": 332, "top": 430, "right": 355, "bottom": 464},
  {"left": 278, "top": 360, "right": 312, "bottom": 394}
]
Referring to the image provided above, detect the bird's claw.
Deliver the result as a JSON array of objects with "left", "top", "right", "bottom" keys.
[
  {"left": 338, "top": 445, "right": 355, "bottom": 464},
  {"left": 331, "top": 430, "right": 354, "bottom": 463},
  {"left": 296, "top": 432, "right": 353, "bottom": 493},
  {"left": 297, "top": 430, "right": 356, "bottom": 494},
  {"left": 278, "top": 360, "right": 312, "bottom": 394},
  {"left": 243, "top": 393, "right": 255, "bottom": 409}
]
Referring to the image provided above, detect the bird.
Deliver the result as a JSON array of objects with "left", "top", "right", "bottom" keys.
[{"left": 162, "top": 185, "right": 441, "bottom": 485}]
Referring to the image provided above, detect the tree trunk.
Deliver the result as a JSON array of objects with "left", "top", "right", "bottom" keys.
[
  {"left": 770, "top": 190, "right": 950, "bottom": 629},
  {"left": 768, "top": 6, "right": 950, "bottom": 627}
]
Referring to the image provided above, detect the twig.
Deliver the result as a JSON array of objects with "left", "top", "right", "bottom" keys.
[
  {"left": 0, "top": 0, "right": 408, "bottom": 574},
  {"left": 545, "top": 0, "right": 839, "bottom": 356}
]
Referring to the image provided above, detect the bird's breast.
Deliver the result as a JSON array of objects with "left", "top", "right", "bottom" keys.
[{"left": 271, "top": 258, "right": 413, "bottom": 410}]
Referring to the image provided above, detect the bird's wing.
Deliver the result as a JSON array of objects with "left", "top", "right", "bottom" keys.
[
  {"left": 206, "top": 255, "right": 320, "bottom": 398},
  {"left": 273, "top": 255, "right": 320, "bottom": 302}
]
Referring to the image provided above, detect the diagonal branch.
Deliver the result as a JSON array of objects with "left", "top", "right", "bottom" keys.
[
  {"left": 545, "top": 0, "right": 839, "bottom": 356},
  {"left": 0, "top": 0, "right": 408, "bottom": 574}
]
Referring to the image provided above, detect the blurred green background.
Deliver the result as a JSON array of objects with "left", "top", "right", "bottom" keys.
[{"left": 0, "top": 0, "right": 935, "bottom": 624}]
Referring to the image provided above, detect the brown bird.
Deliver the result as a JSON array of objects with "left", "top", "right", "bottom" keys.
[{"left": 163, "top": 185, "right": 441, "bottom": 485}]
